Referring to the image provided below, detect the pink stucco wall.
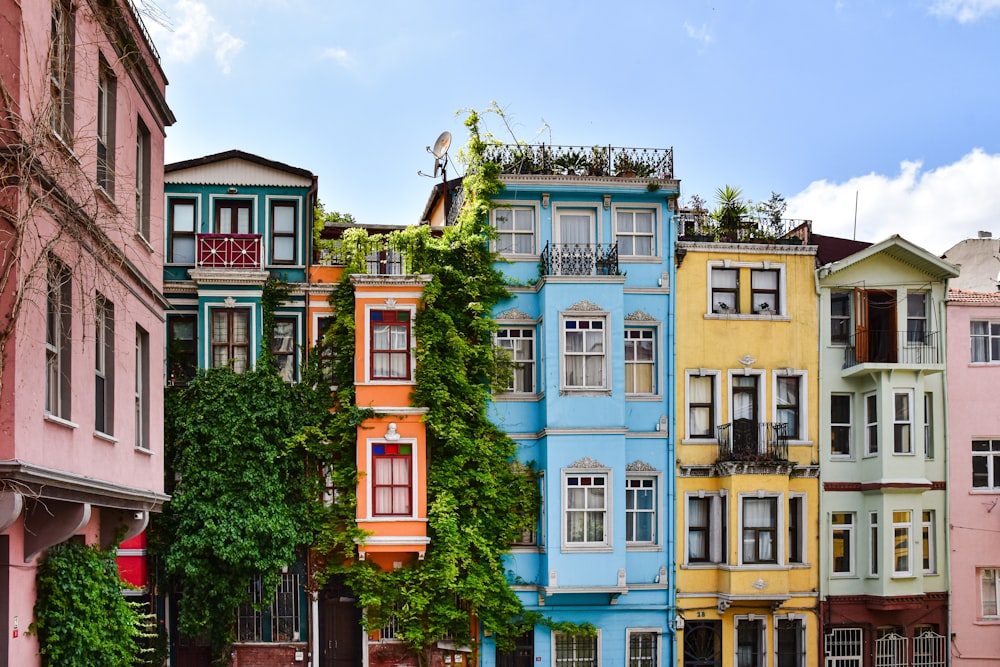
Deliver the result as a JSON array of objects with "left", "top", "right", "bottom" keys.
[{"left": 947, "top": 298, "right": 1000, "bottom": 664}]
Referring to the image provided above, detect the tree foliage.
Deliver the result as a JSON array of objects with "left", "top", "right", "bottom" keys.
[{"left": 32, "top": 542, "right": 151, "bottom": 667}]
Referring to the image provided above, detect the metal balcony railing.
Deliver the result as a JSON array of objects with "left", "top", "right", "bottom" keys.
[
  {"left": 540, "top": 242, "right": 619, "bottom": 277},
  {"left": 197, "top": 234, "right": 261, "bottom": 269},
  {"left": 716, "top": 421, "right": 789, "bottom": 463},
  {"left": 843, "top": 330, "right": 943, "bottom": 368},
  {"left": 482, "top": 144, "right": 674, "bottom": 179}
]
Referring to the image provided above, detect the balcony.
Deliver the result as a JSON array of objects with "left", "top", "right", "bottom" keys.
[
  {"left": 716, "top": 421, "right": 789, "bottom": 464},
  {"left": 843, "top": 330, "right": 944, "bottom": 374},
  {"left": 197, "top": 234, "right": 261, "bottom": 269},
  {"left": 482, "top": 144, "right": 673, "bottom": 178},
  {"left": 316, "top": 236, "right": 405, "bottom": 275},
  {"left": 541, "top": 242, "right": 619, "bottom": 277}
]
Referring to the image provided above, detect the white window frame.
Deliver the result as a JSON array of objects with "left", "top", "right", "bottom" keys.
[
  {"left": 864, "top": 392, "right": 878, "bottom": 457},
  {"left": 973, "top": 439, "right": 1000, "bottom": 490},
  {"left": 492, "top": 203, "right": 539, "bottom": 256},
  {"left": 95, "top": 295, "right": 114, "bottom": 436},
  {"left": 625, "top": 628, "right": 660, "bottom": 667},
  {"left": 365, "top": 436, "right": 419, "bottom": 521},
  {"left": 96, "top": 58, "right": 115, "bottom": 196},
  {"left": 706, "top": 260, "right": 788, "bottom": 319},
  {"left": 625, "top": 473, "right": 659, "bottom": 548},
  {"left": 971, "top": 320, "right": 1000, "bottom": 363},
  {"left": 893, "top": 390, "right": 914, "bottom": 455},
  {"left": 733, "top": 615, "right": 766, "bottom": 667},
  {"left": 562, "top": 470, "right": 611, "bottom": 551},
  {"left": 981, "top": 568, "right": 1000, "bottom": 618},
  {"left": 869, "top": 511, "right": 879, "bottom": 577},
  {"left": 922, "top": 510, "right": 936, "bottom": 574},
  {"left": 738, "top": 492, "right": 782, "bottom": 567},
  {"left": 830, "top": 393, "right": 853, "bottom": 458},
  {"left": 553, "top": 206, "right": 598, "bottom": 245},
  {"left": 773, "top": 370, "right": 808, "bottom": 442},
  {"left": 923, "top": 393, "right": 934, "bottom": 459},
  {"left": 560, "top": 311, "right": 609, "bottom": 392},
  {"left": 892, "top": 510, "right": 913, "bottom": 577},
  {"left": 46, "top": 257, "right": 72, "bottom": 420},
  {"left": 774, "top": 615, "right": 806, "bottom": 667},
  {"left": 624, "top": 326, "right": 657, "bottom": 397},
  {"left": 495, "top": 325, "right": 537, "bottom": 395},
  {"left": 613, "top": 205, "right": 658, "bottom": 259},
  {"left": 271, "top": 315, "right": 299, "bottom": 383},
  {"left": 553, "top": 629, "right": 600, "bottom": 667},
  {"left": 685, "top": 491, "right": 727, "bottom": 565},
  {"left": 710, "top": 266, "right": 739, "bottom": 314},
  {"left": 787, "top": 493, "right": 806, "bottom": 565},
  {"left": 831, "top": 511, "right": 856, "bottom": 577},
  {"left": 135, "top": 326, "right": 149, "bottom": 450},
  {"left": 685, "top": 369, "right": 721, "bottom": 442},
  {"left": 906, "top": 291, "right": 929, "bottom": 344},
  {"left": 363, "top": 304, "right": 417, "bottom": 384},
  {"left": 727, "top": 369, "right": 765, "bottom": 425}
]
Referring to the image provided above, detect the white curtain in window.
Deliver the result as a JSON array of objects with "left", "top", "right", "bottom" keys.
[
  {"left": 688, "top": 498, "right": 708, "bottom": 558},
  {"left": 559, "top": 214, "right": 591, "bottom": 244}
]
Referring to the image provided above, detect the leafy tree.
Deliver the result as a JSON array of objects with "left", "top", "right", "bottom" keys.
[{"left": 711, "top": 184, "right": 751, "bottom": 241}]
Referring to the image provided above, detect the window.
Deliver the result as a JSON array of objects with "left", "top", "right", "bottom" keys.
[
  {"left": 46, "top": 257, "right": 71, "bottom": 419},
  {"left": 907, "top": 293, "right": 928, "bottom": 343},
  {"left": 687, "top": 494, "right": 726, "bottom": 564},
  {"left": 830, "top": 291, "right": 851, "bottom": 345},
  {"left": 237, "top": 571, "right": 301, "bottom": 642},
  {"left": 750, "top": 269, "right": 779, "bottom": 314},
  {"left": 168, "top": 199, "right": 196, "bottom": 264},
  {"left": 565, "top": 474, "right": 607, "bottom": 546},
  {"left": 555, "top": 632, "right": 597, "bottom": 667},
  {"left": 923, "top": 393, "right": 934, "bottom": 459},
  {"left": 616, "top": 209, "right": 655, "bottom": 257},
  {"left": 625, "top": 476, "right": 656, "bottom": 545},
  {"left": 50, "top": 0, "right": 75, "bottom": 141},
  {"left": 95, "top": 296, "right": 114, "bottom": 435},
  {"left": 892, "top": 510, "right": 912, "bottom": 576},
  {"left": 735, "top": 618, "right": 764, "bottom": 667},
  {"left": 869, "top": 512, "right": 879, "bottom": 576},
  {"left": 973, "top": 439, "right": 1000, "bottom": 489},
  {"left": 825, "top": 628, "right": 863, "bottom": 664},
  {"left": 313, "top": 315, "right": 336, "bottom": 386},
  {"left": 627, "top": 630, "right": 658, "bottom": 667},
  {"left": 893, "top": 391, "right": 913, "bottom": 454},
  {"left": 776, "top": 375, "right": 801, "bottom": 440},
  {"left": 371, "top": 310, "right": 410, "bottom": 380},
  {"left": 831, "top": 394, "right": 852, "bottom": 457},
  {"left": 168, "top": 316, "right": 198, "bottom": 385},
  {"left": 270, "top": 201, "right": 296, "bottom": 263},
  {"left": 625, "top": 328, "right": 655, "bottom": 395},
  {"left": 831, "top": 512, "right": 855, "bottom": 575},
  {"left": 563, "top": 317, "right": 606, "bottom": 389},
  {"left": 687, "top": 373, "right": 716, "bottom": 439},
  {"left": 96, "top": 59, "right": 115, "bottom": 194},
  {"left": 776, "top": 619, "right": 805, "bottom": 667},
  {"left": 211, "top": 309, "right": 250, "bottom": 373},
  {"left": 742, "top": 497, "right": 778, "bottom": 564},
  {"left": 711, "top": 268, "right": 738, "bottom": 313},
  {"left": 971, "top": 321, "right": 1000, "bottom": 362},
  {"left": 372, "top": 442, "right": 412, "bottom": 516},
  {"left": 135, "top": 327, "right": 149, "bottom": 450},
  {"left": 215, "top": 199, "right": 252, "bottom": 234},
  {"left": 788, "top": 495, "right": 805, "bottom": 564},
  {"left": 683, "top": 621, "right": 722, "bottom": 667},
  {"left": 981, "top": 568, "right": 1000, "bottom": 618},
  {"left": 922, "top": 510, "right": 936, "bottom": 574},
  {"left": 494, "top": 207, "right": 535, "bottom": 255},
  {"left": 495, "top": 327, "right": 535, "bottom": 393},
  {"left": 136, "top": 118, "right": 151, "bottom": 239},
  {"left": 272, "top": 317, "right": 296, "bottom": 382},
  {"left": 865, "top": 393, "right": 878, "bottom": 456}
]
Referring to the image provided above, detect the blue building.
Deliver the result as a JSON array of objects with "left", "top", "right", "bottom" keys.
[{"left": 427, "top": 145, "right": 679, "bottom": 667}]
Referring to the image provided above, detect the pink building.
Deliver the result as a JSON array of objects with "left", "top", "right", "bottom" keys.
[
  {"left": 0, "top": 0, "right": 173, "bottom": 663},
  {"left": 946, "top": 289, "right": 1000, "bottom": 665}
]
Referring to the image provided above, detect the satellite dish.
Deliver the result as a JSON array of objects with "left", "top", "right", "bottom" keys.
[{"left": 431, "top": 131, "right": 452, "bottom": 160}]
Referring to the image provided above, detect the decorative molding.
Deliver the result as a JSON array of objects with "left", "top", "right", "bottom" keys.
[
  {"left": 625, "top": 310, "right": 656, "bottom": 322},
  {"left": 603, "top": 194, "right": 611, "bottom": 210},
  {"left": 223, "top": 296, "right": 237, "bottom": 308},
  {"left": 567, "top": 456, "right": 606, "bottom": 470},
  {"left": 566, "top": 300, "right": 603, "bottom": 312},
  {"left": 626, "top": 460, "right": 656, "bottom": 472},
  {"left": 738, "top": 354, "right": 756, "bottom": 369},
  {"left": 496, "top": 308, "right": 533, "bottom": 321}
]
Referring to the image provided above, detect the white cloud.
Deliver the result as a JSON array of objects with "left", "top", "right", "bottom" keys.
[
  {"left": 786, "top": 149, "right": 1000, "bottom": 254},
  {"left": 147, "top": 0, "right": 244, "bottom": 73},
  {"left": 684, "top": 21, "right": 713, "bottom": 44},
  {"left": 322, "top": 47, "right": 356, "bottom": 69},
  {"left": 928, "top": 0, "right": 1000, "bottom": 23}
]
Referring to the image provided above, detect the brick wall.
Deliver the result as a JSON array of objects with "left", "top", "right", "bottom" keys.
[{"left": 231, "top": 643, "right": 307, "bottom": 667}]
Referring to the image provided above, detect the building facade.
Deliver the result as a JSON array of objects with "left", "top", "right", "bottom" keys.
[
  {"left": 674, "top": 233, "right": 821, "bottom": 667},
  {"left": 816, "top": 236, "right": 956, "bottom": 666},
  {"left": 437, "top": 144, "right": 680, "bottom": 667},
  {"left": 0, "top": 0, "right": 173, "bottom": 663}
]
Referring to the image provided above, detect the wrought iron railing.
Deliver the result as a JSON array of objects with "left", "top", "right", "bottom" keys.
[
  {"left": 843, "top": 330, "right": 942, "bottom": 368},
  {"left": 482, "top": 144, "right": 673, "bottom": 179},
  {"left": 678, "top": 210, "right": 812, "bottom": 242},
  {"left": 540, "top": 242, "right": 619, "bottom": 277},
  {"left": 716, "top": 421, "right": 789, "bottom": 463},
  {"left": 197, "top": 234, "right": 261, "bottom": 269}
]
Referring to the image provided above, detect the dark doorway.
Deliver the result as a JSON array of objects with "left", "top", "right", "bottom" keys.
[
  {"left": 497, "top": 629, "right": 534, "bottom": 667},
  {"left": 855, "top": 289, "right": 897, "bottom": 363},
  {"left": 684, "top": 620, "right": 722, "bottom": 667},
  {"left": 319, "top": 576, "right": 363, "bottom": 667}
]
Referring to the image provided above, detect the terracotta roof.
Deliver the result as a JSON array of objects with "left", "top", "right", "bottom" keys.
[{"left": 948, "top": 289, "right": 1000, "bottom": 303}]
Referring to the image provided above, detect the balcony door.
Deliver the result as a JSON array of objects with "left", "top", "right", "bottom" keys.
[
  {"left": 855, "top": 289, "right": 896, "bottom": 363},
  {"left": 215, "top": 200, "right": 252, "bottom": 234},
  {"left": 731, "top": 375, "right": 759, "bottom": 456},
  {"left": 555, "top": 211, "right": 595, "bottom": 275}
]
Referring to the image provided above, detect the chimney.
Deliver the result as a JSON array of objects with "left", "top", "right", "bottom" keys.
[{"left": 979, "top": 231, "right": 993, "bottom": 239}]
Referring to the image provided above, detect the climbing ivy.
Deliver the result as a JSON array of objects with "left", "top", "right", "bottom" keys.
[{"left": 32, "top": 541, "right": 152, "bottom": 666}]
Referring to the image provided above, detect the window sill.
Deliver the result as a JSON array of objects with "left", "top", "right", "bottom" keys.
[
  {"left": 559, "top": 389, "right": 612, "bottom": 397},
  {"left": 495, "top": 252, "right": 540, "bottom": 261},
  {"left": 625, "top": 393, "right": 662, "bottom": 402},
  {"left": 830, "top": 455, "right": 855, "bottom": 461},
  {"left": 705, "top": 313, "right": 791, "bottom": 322},
  {"left": 682, "top": 562, "right": 725, "bottom": 569},
  {"left": 135, "top": 232, "right": 155, "bottom": 254},
  {"left": 681, "top": 438, "right": 719, "bottom": 445},
  {"left": 890, "top": 573, "right": 916, "bottom": 580},
  {"left": 135, "top": 445, "right": 153, "bottom": 456},
  {"left": 44, "top": 413, "right": 78, "bottom": 430},
  {"left": 561, "top": 545, "right": 613, "bottom": 553},
  {"left": 94, "top": 431, "right": 118, "bottom": 444},
  {"left": 265, "top": 263, "right": 304, "bottom": 269},
  {"left": 493, "top": 392, "right": 543, "bottom": 403},
  {"left": 787, "top": 440, "right": 814, "bottom": 447},
  {"left": 619, "top": 255, "right": 662, "bottom": 263},
  {"left": 970, "top": 489, "right": 1000, "bottom": 495},
  {"left": 626, "top": 544, "right": 661, "bottom": 552},
  {"left": 510, "top": 545, "right": 542, "bottom": 553}
]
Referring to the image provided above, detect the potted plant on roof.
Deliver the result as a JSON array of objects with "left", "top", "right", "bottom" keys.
[
  {"left": 614, "top": 151, "right": 652, "bottom": 178},
  {"left": 711, "top": 185, "right": 750, "bottom": 242}
]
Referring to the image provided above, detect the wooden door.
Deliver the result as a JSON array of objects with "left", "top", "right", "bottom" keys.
[
  {"left": 854, "top": 288, "right": 869, "bottom": 362},
  {"left": 319, "top": 580, "right": 362, "bottom": 667}
]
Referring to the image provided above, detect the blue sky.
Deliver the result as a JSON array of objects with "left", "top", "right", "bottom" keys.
[{"left": 144, "top": 0, "right": 1000, "bottom": 255}]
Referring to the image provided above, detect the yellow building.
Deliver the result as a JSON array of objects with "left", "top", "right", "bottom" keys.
[{"left": 674, "top": 237, "right": 820, "bottom": 667}]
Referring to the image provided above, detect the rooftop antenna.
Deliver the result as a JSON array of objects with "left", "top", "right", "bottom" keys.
[
  {"left": 853, "top": 191, "right": 858, "bottom": 240},
  {"left": 418, "top": 131, "right": 454, "bottom": 222}
]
